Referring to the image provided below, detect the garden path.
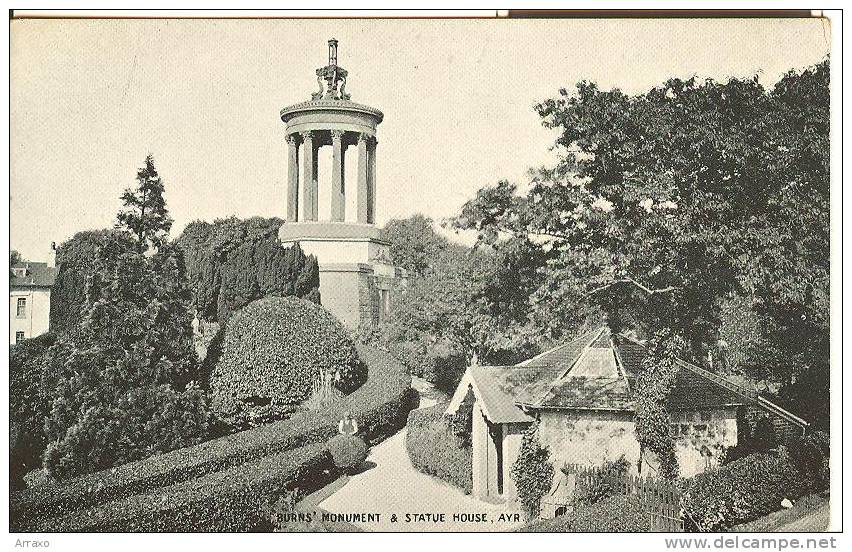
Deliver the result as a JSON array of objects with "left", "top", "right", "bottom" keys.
[{"left": 319, "top": 385, "right": 524, "bottom": 532}]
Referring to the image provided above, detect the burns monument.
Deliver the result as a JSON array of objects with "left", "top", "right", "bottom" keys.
[{"left": 278, "top": 39, "right": 405, "bottom": 329}]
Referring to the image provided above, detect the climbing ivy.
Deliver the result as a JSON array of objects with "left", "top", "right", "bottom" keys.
[
  {"left": 510, "top": 419, "right": 554, "bottom": 519},
  {"left": 633, "top": 329, "right": 686, "bottom": 480}
]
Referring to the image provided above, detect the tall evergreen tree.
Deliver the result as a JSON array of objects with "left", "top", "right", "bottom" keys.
[{"left": 116, "top": 154, "right": 173, "bottom": 252}]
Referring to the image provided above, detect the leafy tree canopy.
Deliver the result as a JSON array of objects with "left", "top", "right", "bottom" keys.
[{"left": 453, "top": 60, "right": 830, "bottom": 458}]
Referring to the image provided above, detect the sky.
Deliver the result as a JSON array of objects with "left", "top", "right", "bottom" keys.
[{"left": 10, "top": 17, "right": 830, "bottom": 261}]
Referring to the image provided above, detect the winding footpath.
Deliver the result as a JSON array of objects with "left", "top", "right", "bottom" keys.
[{"left": 318, "top": 387, "right": 524, "bottom": 532}]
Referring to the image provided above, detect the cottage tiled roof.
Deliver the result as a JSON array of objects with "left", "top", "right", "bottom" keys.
[
  {"left": 466, "top": 366, "right": 535, "bottom": 423},
  {"left": 10, "top": 262, "right": 57, "bottom": 288},
  {"left": 458, "top": 327, "right": 760, "bottom": 422}
]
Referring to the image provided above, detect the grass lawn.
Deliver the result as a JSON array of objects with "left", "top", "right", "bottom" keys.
[{"left": 732, "top": 493, "right": 830, "bottom": 532}]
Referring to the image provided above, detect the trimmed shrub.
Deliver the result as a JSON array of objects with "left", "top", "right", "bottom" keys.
[
  {"left": 9, "top": 332, "right": 57, "bottom": 483},
  {"left": 521, "top": 495, "right": 651, "bottom": 532},
  {"left": 567, "top": 456, "right": 631, "bottom": 508},
  {"left": 511, "top": 420, "right": 554, "bottom": 519},
  {"left": 209, "top": 297, "right": 366, "bottom": 424},
  {"left": 34, "top": 442, "right": 333, "bottom": 532},
  {"left": 327, "top": 435, "right": 369, "bottom": 472},
  {"left": 405, "top": 404, "right": 473, "bottom": 493},
  {"left": 10, "top": 345, "right": 411, "bottom": 531},
  {"left": 682, "top": 450, "right": 813, "bottom": 532}
]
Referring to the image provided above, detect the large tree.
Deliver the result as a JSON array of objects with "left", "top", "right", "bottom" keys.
[
  {"left": 454, "top": 59, "right": 830, "bottom": 470},
  {"left": 48, "top": 230, "right": 113, "bottom": 336},
  {"left": 116, "top": 154, "right": 173, "bottom": 251},
  {"left": 381, "top": 214, "right": 451, "bottom": 279},
  {"left": 176, "top": 217, "right": 320, "bottom": 322},
  {"left": 43, "top": 232, "right": 209, "bottom": 478},
  {"left": 43, "top": 159, "right": 210, "bottom": 478}
]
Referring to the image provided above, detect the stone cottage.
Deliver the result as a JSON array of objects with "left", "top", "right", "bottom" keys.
[{"left": 445, "top": 326, "right": 808, "bottom": 503}]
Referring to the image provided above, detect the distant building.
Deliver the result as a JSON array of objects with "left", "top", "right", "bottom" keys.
[
  {"left": 278, "top": 39, "right": 406, "bottom": 329},
  {"left": 10, "top": 244, "right": 57, "bottom": 345}
]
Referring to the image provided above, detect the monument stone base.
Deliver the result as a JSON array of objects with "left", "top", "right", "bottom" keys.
[{"left": 278, "top": 222, "right": 406, "bottom": 329}]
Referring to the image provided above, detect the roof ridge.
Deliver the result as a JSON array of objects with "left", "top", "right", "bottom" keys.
[{"left": 616, "top": 332, "right": 759, "bottom": 404}]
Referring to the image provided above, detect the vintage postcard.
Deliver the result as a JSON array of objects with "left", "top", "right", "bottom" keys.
[{"left": 7, "top": 10, "right": 839, "bottom": 541}]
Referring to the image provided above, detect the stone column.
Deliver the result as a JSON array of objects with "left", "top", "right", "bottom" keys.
[
  {"left": 286, "top": 133, "right": 300, "bottom": 222},
  {"left": 356, "top": 133, "right": 370, "bottom": 223},
  {"left": 301, "top": 131, "right": 318, "bottom": 221},
  {"left": 330, "top": 130, "right": 346, "bottom": 222},
  {"left": 367, "top": 137, "right": 377, "bottom": 223}
]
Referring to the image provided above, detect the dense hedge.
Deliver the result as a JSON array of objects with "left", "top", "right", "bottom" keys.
[
  {"left": 210, "top": 297, "right": 366, "bottom": 423},
  {"left": 9, "top": 332, "right": 57, "bottom": 488},
  {"left": 328, "top": 435, "right": 369, "bottom": 472},
  {"left": 176, "top": 217, "right": 320, "bottom": 322},
  {"left": 521, "top": 495, "right": 651, "bottom": 532},
  {"left": 10, "top": 345, "right": 411, "bottom": 531},
  {"left": 405, "top": 404, "right": 473, "bottom": 493},
  {"left": 682, "top": 448, "right": 815, "bottom": 532},
  {"left": 33, "top": 442, "right": 333, "bottom": 532}
]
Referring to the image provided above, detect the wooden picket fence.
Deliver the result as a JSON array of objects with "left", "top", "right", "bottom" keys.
[{"left": 564, "top": 463, "right": 684, "bottom": 532}]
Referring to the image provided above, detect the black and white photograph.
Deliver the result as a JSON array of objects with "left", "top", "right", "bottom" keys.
[{"left": 5, "top": 8, "right": 841, "bottom": 542}]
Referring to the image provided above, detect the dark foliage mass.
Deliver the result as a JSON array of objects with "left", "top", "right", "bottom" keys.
[
  {"left": 49, "top": 230, "right": 113, "bottom": 336},
  {"left": 567, "top": 456, "right": 631, "bottom": 508},
  {"left": 521, "top": 495, "right": 651, "bottom": 532},
  {"left": 209, "top": 296, "right": 366, "bottom": 425},
  {"left": 176, "top": 217, "right": 320, "bottom": 322},
  {"left": 510, "top": 420, "right": 554, "bottom": 519},
  {"left": 405, "top": 403, "right": 473, "bottom": 493},
  {"left": 41, "top": 156, "right": 212, "bottom": 480},
  {"left": 9, "top": 332, "right": 58, "bottom": 489},
  {"left": 39, "top": 442, "right": 333, "bottom": 532},
  {"left": 374, "top": 215, "right": 544, "bottom": 393}
]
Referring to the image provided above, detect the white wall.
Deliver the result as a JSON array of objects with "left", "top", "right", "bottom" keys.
[
  {"left": 537, "top": 408, "right": 739, "bottom": 478},
  {"left": 9, "top": 288, "right": 51, "bottom": 344}
]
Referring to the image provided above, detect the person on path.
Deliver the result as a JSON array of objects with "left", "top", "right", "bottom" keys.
[{"left": 338, "top": 411, "right": 359, "bottom": 436}]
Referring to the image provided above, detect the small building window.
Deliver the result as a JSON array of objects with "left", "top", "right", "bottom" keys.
[
  {"left": 16, "top": 297, "right": 27, "bottom": 318},
  {"left": 15, "top": 331, "right": 25, "bottom": 344}
]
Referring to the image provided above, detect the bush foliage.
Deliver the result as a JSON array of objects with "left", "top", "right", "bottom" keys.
[
  {"left": 10, "top": 345, "right": 411, "bottom": 531},
  {"left": 567, "top": 455, "right": 631, "bottom": 508},
  {"left": 521, "top": 495, "right": 651, "bottom": 532},
  {"left": 405, "top": 404, "right": 473, "bottom": 493},
  {"left": 48, "top": 230, "right": 113, "bottom": 336},
  {"left": 510, "top": 420, "right": 554, "bottom": 519},
  {"left": 209, "top": 297, "right": 366, "bottom": 424},
  {"left": 176, "top": 217, "right": 320, "bottom": 322},
  {"left": 328, "top": 435, "right": 369, "bottom": 472},
  {"left": 682, "top": 448, "right": 817, "bottom": 532},
  {"left": 9, "top": 332, "right": 57, "bottom": 487}
]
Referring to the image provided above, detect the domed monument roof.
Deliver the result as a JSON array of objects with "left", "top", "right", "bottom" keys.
[{"left": 280, "top": 39, "right": 383, "bottom": 136}]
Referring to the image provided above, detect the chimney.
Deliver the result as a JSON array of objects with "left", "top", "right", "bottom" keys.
[{"left": 47, "top": 241, "right": 57, "bottom": 268}]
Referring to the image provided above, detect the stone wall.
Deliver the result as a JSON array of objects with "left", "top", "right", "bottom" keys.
[
  {"left": 670, "top": 408, "right": 737, "bottom": 477},
  {"left": 538, "top": 410, "right": 641, "bottom": 474},
  {"left": 536, "top": 408, "right": 738, "bottom": 477}
]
